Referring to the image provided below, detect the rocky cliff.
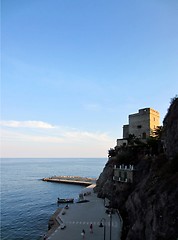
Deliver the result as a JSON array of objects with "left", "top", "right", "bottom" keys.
[
  {"left": 163, "top": 97, "right": 178, "bottom": 159},
  {"left": 94, "top": 97, "right": 178, "bottom": 240}
]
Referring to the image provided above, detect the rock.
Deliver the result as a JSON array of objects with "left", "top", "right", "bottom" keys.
[
  {"left": 163, "top": 97, "right": 178, "bottom": 159},
  {"left": 94, "top": 97, "right": 178, "bottom": 240}
]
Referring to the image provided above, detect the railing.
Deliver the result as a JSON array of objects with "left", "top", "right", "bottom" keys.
[
  {"left": 116, "top": 209, "right": 123, "bottom": 240},
  {"left": 114, "top": 165, "right": 134, "bottom": 170}
]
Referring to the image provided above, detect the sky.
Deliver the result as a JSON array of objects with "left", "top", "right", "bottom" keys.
[{"left": 1, "top": 0, "right": 178, "bottom": 158}]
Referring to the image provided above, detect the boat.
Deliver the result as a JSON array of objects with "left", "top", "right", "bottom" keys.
[
  {"left": 76, "top": 199, "right": 89, "bottom": 203},
  {"left": 57, "top": 198, "right": 74, "bottom": 203}
]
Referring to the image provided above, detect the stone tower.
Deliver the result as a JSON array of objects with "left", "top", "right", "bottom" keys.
[{"left": 123, "top": 108, "right": 160, "bottom": 140}]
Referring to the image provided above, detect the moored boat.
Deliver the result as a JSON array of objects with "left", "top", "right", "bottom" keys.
[{"left": 57, "top": 198, "right": 74, "bottom": 203}]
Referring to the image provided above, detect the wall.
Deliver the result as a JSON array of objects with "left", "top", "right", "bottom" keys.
[
  {"left": 113, "top": 165, "right": 134, "bottom": 183},
  {"left": 123, "top": 124, "right": 129, "bottom": 139},
  {"left": 117, "top": 139, "right": 128, "bottom": 147},
  {"left": 128, "top": 108, "right": 160, "bottom": 139}
]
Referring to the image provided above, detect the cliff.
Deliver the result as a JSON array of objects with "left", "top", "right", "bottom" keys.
[
  {"left": 163, "top": 97, "right": 178, "bottom": 159},
  {"left": 94, "top": 97, "right": 178, "bottom": 240}
]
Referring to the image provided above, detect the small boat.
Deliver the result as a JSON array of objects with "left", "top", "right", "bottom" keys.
[
  {"left": 57, "top": 198, "right": 74, "bottom": 203},
  {"left": 76, "top": 199, "right": 89, "bottom": 203}
]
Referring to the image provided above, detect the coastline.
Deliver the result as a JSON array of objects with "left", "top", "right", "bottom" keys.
[
  {"left": 43, "top": 184, "right": 122, "bottom": 240},
  {"left": 44, "top": 208, "right": 62, "bottom": 239},
  {"left": 43, "top": 184, "right": 95, "bottom": 239},
  {"left": 1, "top": 158, "right": 106, "bottom": 240}
]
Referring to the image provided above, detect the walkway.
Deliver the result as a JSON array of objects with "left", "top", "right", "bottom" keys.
[{"left": 47, "top": 185, "right": 122, "bottom": 240}]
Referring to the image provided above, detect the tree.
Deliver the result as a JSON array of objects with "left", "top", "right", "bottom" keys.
[
  {"left": 127, "top": 134, "right": 136, "bottom": 145},
  {"left": 153, "top": 126, "right": 163, "bottom": 140}
]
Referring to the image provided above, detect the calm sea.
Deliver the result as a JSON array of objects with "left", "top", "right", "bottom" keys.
[{"left": 1, "top": 158, "right": 107, "bottom": 240}]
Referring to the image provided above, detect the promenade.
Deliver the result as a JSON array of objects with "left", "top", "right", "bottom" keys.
[{"left": 46, "top": 185, "right": 122, "bottom": 240}]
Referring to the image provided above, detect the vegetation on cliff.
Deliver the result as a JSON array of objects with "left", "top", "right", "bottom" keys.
[{"left": 94, "top": 96, "right": 178, "bottom": 240}]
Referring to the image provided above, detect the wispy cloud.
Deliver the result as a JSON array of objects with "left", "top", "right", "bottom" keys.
[
  {"left": 1, "top": 120, "right": 113, "bottom": 143},
  {"left": 1, "top": 119, "right": 115, "bottom": 157},
  {"left": 1, "top": 129, "right": 63, "bottom": 143},
  {"left": 0, "top": 120, "right": 55, "bottom": 129},
  {"left": 64, "top": 130, "right": 111, "bottom": 142}
]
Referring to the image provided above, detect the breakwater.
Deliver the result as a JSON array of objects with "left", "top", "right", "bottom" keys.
[{"left": 42, "top": 176, "right": 96, "bottom": 186}]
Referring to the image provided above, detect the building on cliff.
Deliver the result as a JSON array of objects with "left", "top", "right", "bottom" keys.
[
  {"left": 117, "top": 108, "right": 160, "bottom": 146},
  {"left": 113, "top": 164, "right": 135, "bottom": 183}
]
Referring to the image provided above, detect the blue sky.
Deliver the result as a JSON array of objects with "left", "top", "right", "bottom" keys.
[{"left": 1, "top": 0, "right": 178, "bottom": 157}]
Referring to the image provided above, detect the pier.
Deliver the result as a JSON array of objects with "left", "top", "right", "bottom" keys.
[{"left": 42, "top": 176, "right": 96, "bottom": 186}]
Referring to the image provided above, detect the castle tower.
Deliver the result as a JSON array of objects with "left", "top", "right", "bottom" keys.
[{"left": 124, "top": 108, "right": 160, "bottom": 140}]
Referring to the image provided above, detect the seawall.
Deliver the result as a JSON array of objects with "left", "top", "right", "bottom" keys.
[{"left": 42, "top": 176, "right": 96, "bottom": 186}]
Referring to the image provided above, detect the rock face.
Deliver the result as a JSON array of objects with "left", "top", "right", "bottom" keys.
[
  {"left": 163, "top": 97, "right": 178, "bottom": 159},
  {"left": 94, "top": 97, "right": 178, "bottom": 240}
]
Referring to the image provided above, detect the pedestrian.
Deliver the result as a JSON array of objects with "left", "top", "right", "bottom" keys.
[
  {"left": 90, "top": 223, "right": 93, "bottom": 233},
  {"left": 43, "top": 234, "right": 47, "bottom": 240},
  {"left": 81, "top": 229, "right": 85, "bottom": 239}
]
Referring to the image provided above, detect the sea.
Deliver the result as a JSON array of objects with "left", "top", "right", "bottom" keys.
[{"left": 1, "top": 158, "right": 107, "bottom": 240}]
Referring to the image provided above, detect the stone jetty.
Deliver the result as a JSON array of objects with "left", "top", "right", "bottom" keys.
[{"left": 42, "top": 176, "right": 96, "bottom": 186}]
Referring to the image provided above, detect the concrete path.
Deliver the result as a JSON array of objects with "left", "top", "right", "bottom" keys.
[{"left": 47, "top": 185, "right": 121, "bottom": 240}]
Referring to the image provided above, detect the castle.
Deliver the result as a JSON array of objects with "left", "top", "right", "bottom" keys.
[
  {"left": 113, "top": 107, "right": 160, "bottom": 183},
  {"left": 117, "top": 108, "right": 160, "bottom": 146}
]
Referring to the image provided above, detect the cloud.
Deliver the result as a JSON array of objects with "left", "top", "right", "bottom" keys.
[
  {"left": 1, "top": 120, "right": 113, "bottom": 144},
  {"left": 64, "top": 130, "right": 111, "bottom": 142},
  {"left": 0, "top": 120, "right": 116, "bottom": 157},
  {"left": 1, "top": 129, "right": 64, "bottom": 143},
  {"left": 0, "top": 120, "right": 55, "bottom": 129}
]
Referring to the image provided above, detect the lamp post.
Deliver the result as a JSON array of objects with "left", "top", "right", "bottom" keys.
[
  {"left": 99, "top": 218, "right": 106, "bottom": 240},
  {"left": 109, "top": 211, "right": 112, "bottom": 240}
]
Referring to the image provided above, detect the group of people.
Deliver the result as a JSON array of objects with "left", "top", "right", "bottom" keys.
[
  {"left": 81, "top": 223, "right": 93, "bottom": 239},
  {"left": 43, "top": 223, "right": 93, "bottom": 239}
]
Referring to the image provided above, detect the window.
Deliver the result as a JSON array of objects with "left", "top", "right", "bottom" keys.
[{"left": 137, "top": 125, "right": 142, "bottom": 129}]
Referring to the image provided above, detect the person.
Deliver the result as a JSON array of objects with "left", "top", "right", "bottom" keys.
[
  {"left": 65, "top": 204, "right": 69, "bottom": 209},
  {"left": 81, "top": 229, "right": 85, "bottom": 239},
  {"left": 90, "top": 223, "right": 93, "bottom": 233},
  {"left": 43, "top": 234, "right": 47, "bottom": 240}
]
